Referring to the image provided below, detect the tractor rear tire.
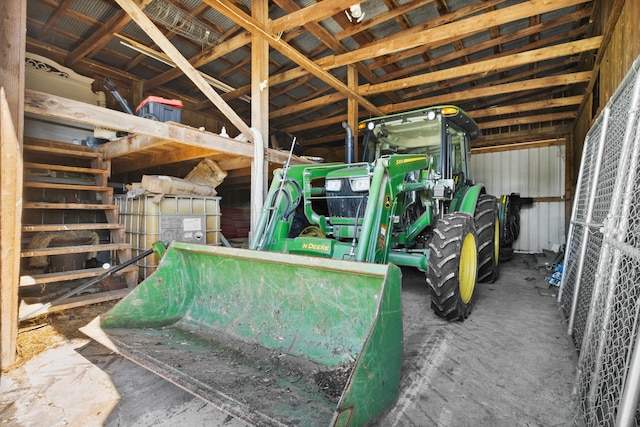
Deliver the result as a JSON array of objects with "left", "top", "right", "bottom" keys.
[
  {"left": 475, "top": 194, "right": 500, "bottom": 283},
  {"left": 427, "top": 212, "right": 478, "bottom": 321}
]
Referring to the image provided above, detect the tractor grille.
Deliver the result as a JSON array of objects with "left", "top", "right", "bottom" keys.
[{"left": 326, "top": 181, "right": 368, "bottom": 219}]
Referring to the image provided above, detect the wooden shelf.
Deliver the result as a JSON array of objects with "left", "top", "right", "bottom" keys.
[
  {"left": 20, "top": 265, "right": 138, "bottom": 287},
  {"left": 20, "top": 139, "right": 138, "bottom": 314},
  {"left": 24, "top": 181, "right": 112, "bottom": 192},
  {"left": 22, "top": 223, "right": 124, "bottom": 232},
  {"left": 24, "top": 161, "right": 109, "bottom": 177},
  {"left": 21, "top": 243, "right": 132, "bottom": 258},
  {"left": 23, "top": 202, "right": 118, "bottom": 210},
  {"left": 18, "top": 288, "right": 131, "bottom": 319},
  {"left": 24, "top": 141, "right": 103, "bottom": 159}
]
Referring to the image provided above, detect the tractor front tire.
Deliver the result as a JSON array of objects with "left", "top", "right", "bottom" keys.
[
  {"left": 427, "top": 212, "right": 478, "bottom": 321},
  {"left": 475, "top": 194, "right": 500, "bottom": 283}
]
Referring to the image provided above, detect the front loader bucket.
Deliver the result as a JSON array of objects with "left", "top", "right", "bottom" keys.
[{"left": 82, "top": 242, "right": 402, "bottom": 426}]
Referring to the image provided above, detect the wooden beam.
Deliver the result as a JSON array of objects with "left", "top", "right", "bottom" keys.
[
  {"left": 205, "top": 0, "right": 383, "bottom": 117},
  {"left": 281, "top": 94, "right": 585, "bottom": 136},
  {"left": 25, "top": 89, "right": 255, "bottom": 157},
  {"left": 270, "top": 93, "right": 345, "bottom": 119},
  {"left": 347, "top": 64, "right": 359, "bottom": 161},
  {"left": 114, "top": 0, "right": 253, "bottom": 140},
  {"left": 471, "top": 138, "right": 565, "bottom": 154},
  {"left": 405, "top": 55, "right": 580, "bottom": 103},
  {"left": 473, "top": 125, "right": 572, "bottom": 147},
  {"left": 39, "top": 0, "right": 73, "bottom": 39},
  {"left": 326, "top": 0, "right": 589, "bottom": 70},
  {"left": 0, "top": 0, "right": 25, "bottom": 370},
  {"left": 97, "top": 134, "right": 177, "bottom": 159},
  {"left": 270, "top": 0, "right": 360, "bottom": 34},
  {"left": 23, "top": 90, "right": 310, "bottom": 170},
  {"left": 368, "top": 4, "right": 590, "bottom": 72},
  {"left": 66, "top": 9, "right": 131, "bottom": 66},
  {"left": 272, "top": 0, "right": 385, "bottom": 99},
  {"left": 381, "top": 71, "right": 593, "bottom": 114},
  {"left": 237, "top": 0, "right": 590, "bottom": 111},
  {"left": 360, "top": 37, "right": 603, "bottom": 96},
  {"left": 145, "top": 32, "right": 252, "bottom": 89},
  {"left": 0, "top": 89, "right": 22, "bottom": 370},
  {"left": 272, "top": 0, "right": 391, "bottom": 107},
  {"left": 250, "top": 0, "right": 269, "bottom": 235},
  {"left": 218, "top": 156, "right": 252, "bottom": 171},
  {"left": 111, "top": 145, "right": 245, "bottom": 174},
  {"left": 284, "top": 113, "right": 348, "bottom": 134},
  {"left": 469, "top": 96, "right": 584, "bottom": 118},
  {"left": 299, "top": 132, "right": 346, "bottom": 148},
  {"left": 258, "top": 0, "right": 588, "bottom": 92},
  {"left": 477, "top": 112, "right": 577, "bottom": 130},
  {"left": 575, "top": 0, "right": 626, "bottom": 122},
  {"left": 334, "top": 0, "right": 436, "bottom": 41}
]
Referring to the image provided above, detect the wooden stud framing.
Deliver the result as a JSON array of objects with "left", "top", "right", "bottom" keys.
[
  {"left": 347, "top": 65, "right": 359, "bottom": 162},
  {"left": 0, "top": 0, "right": 26, "bottom": 370},
  {"left": 0, "top": 91, "right": 22, "bottom": 370},
  {"left": 250, "top": 0, "right": 269, "bottom": 234}
]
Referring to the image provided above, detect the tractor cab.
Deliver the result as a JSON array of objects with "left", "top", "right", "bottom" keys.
[{"left": 360, "top": 105, "right": 478, "bottom": 199}]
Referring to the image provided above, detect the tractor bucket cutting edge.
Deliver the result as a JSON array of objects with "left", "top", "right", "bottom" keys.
[{"left": 81, "top": 242, "right": 402, "bottom": 426}]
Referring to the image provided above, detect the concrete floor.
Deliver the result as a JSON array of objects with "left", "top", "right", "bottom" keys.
[{"left": 0, "top": 253, "right": 577, "bottom": 426}]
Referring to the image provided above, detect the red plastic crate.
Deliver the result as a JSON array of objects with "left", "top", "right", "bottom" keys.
[{"left": 136, "top": 96, "right": 183, "bottom": 123}]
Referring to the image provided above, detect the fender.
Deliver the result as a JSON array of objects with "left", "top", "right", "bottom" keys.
[{"left": 457, "top": 184, "right": 485, "bottom": 215}]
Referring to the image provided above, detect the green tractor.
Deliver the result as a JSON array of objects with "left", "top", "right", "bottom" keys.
[
  {"left": 85, "top": 105, "right": 501, "bottom": 426},
  {"left": 252, "top": 105, "right": 500, "bottom": 320}
]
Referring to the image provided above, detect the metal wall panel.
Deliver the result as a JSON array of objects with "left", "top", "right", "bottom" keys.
[{"left": 470, "top": 145, "right": 566, "bottom": 253}]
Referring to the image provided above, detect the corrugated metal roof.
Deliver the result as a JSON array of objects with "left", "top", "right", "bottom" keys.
[{"left": 24, "top": 0, "right": 599, "bottom": 155}]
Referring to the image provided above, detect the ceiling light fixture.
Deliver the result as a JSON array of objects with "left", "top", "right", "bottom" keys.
[{"left": 345, "top": 3, "right": 365, "bottom": 24}]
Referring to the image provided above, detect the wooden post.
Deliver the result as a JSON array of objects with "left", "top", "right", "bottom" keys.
[
  {"left": 565, "top": 131, "right": 574, "bottom": 237},
  {"left": 0, "top": 90, "right": 22, "bottom": 370},
  {"left": 347, "top": 65, "right": 359, "bottom": 162},
  {"left": 131, "top": 79, "right": 145, "bottom": 113},
  {"left": 0, "top": 0, "right": 26, "bottom": 370},
  {"left": 250, "top": 0, "right": 269, "bottom": 235}
]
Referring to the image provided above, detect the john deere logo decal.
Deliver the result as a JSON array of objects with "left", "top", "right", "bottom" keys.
[
  {"left": 395, "top": 157, "right": 423, "bottom": 165},
  {"left": 302, "top": 242, "right": 331, "bottom": 253}
]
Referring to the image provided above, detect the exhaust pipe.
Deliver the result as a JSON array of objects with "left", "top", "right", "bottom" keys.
[{"left": 342, "top": 121, "right": 354, "bottom": 164}]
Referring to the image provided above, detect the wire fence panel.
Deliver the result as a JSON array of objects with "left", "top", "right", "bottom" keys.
[{"left": 559, "top": 56, "right": 640, "bottom": 426}]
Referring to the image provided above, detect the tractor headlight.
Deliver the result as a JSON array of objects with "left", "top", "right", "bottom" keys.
[
  {"left": 326, "top": 179, "right": 342, "bottom": 192},
  {"left": 349, "top": 176, "right": 370, "bottom": 192}
]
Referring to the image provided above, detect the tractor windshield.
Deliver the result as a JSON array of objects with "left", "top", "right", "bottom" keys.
[
  {"left": 361, "top": 106, "right": 476, "bottom": 180},
  {"left": 364, "top": 115, "right": 442, "bottom": 162}
]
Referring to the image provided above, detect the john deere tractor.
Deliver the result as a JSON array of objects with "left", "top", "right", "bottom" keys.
[
  {"left": 87, "top": 105, "right": 501, "bottom": 425},
  {"left": 252, "top": 105, "right": 500, "bottom": 320}
]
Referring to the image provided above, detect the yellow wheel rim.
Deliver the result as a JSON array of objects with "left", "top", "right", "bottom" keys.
[
  {"left": 459, "top": 233, "right": 477, "bottom": 304},
  {"left": 299, "top": 225, "right": 325, "bottom": 238},
  {"left": 493, "top": 214, "right": 500, "bottom": 264}
]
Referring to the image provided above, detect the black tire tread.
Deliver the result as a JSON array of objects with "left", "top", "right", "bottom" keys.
[
  {"left": 475, "top": 194, "right": 500, "bottom": 283},
  {"left": 426, "top": 212, "right": 477, "bottom": 321}
]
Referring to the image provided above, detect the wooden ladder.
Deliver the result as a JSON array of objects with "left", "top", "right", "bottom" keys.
[{"left": 19, "top": 138, "right": 138, "bottom": 316}]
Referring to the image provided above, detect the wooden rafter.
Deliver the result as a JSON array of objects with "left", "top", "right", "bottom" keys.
[
  {"left": 115, "top": 0, "right": 253, "bottom": 139},
  {"left": 22, "top": 0, "right": 606, "bottom": 161},
  {"left": 205, "top": 0, "right": 384, "bottom": 116}
]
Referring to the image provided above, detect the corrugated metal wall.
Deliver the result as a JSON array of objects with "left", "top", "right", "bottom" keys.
[{"left": 470, "top": 145, "right": 566, "bottom": 253}]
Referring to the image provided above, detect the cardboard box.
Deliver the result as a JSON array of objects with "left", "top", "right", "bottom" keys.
[{"left": 141, "top": 175, "right": 217, "bottom": 196}]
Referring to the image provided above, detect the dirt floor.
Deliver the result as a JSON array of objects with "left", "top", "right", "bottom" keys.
[{"left": 0, "top": 253, "right": 577, "bottom": 426}]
